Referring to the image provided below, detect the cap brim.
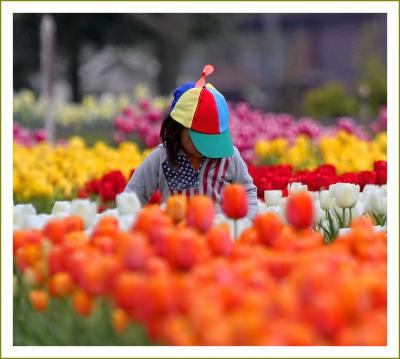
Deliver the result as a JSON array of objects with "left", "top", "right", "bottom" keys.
[{"left": 189, "top": 128, "right": 234, "bottom": 159}]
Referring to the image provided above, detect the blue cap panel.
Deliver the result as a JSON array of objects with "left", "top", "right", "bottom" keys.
[
  {"left": 169, "top": 82, "right": 196, "bottom": 112},
  {"left": 207, "top": 87, "right": 229, "bottom": 133}
]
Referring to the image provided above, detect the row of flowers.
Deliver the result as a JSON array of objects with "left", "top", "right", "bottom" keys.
[
  {"left": 13, "top": 87, "right": 170, "bottom": 127},
  {"left": 250, "top": 160, "right": 387, "bottom": 198},
  {"left": 14, "top": 87, "right": 387, "bottom": 161},
  {"left": 14, "top": 187, "right": 386, "bottom": 345},
  {"left": 113, "top": 101, "right": 387, "bottom": 162},
  {"left": 67, "top": 161, "right": 388, "bottom": 214},
  {"left": 14, "top": 179, "right": 387, "bottom": 244},
  {"left": 254, "top": 131, "right": 386, "bottom": 172},
  {"left": 13, "top": 135, "right": 387, "bottom": 201},
  {"left": 13, "top": 138, "right": 151, "bottom": 200}
]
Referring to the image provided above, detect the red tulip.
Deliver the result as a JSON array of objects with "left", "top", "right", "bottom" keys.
[{"left": 285, "top": 191, "right": 314, "bottom": 229}]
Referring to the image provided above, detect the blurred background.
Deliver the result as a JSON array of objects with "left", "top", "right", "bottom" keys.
[
  {"left": 13, "top": 13, "right": 388, "bottom": 210},
  {"left": 14, "top": 13, "right": 386, "bottom": 126}
]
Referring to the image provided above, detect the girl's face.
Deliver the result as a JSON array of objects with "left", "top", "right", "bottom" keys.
[{"left": 181, "top": 129, "right": 204, "bottom": 159}]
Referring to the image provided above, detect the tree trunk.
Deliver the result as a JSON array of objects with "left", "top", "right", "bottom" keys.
[
  {"left": 40, "top": 15, "right": 56, "bottom": 143},
  {"left": 156, "top": 37, "right": 185, "bottom": 94},
  {"left": 156, "top": 14, "right": 189, "bottom": 95},
  {"left": 67, "top": 41, "right": 81, "bottom": 102}
]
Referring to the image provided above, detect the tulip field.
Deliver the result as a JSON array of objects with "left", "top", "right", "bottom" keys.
[{"left": 13, "top": 88, "right": 388, "bottom": 346}]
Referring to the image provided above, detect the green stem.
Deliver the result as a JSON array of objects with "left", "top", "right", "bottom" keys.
[
  {"left": 234, "top": 220, "right": 238, "bottom": 240},
  {"left": 342, "top": 208, "right": 346, "bottom": 228}
]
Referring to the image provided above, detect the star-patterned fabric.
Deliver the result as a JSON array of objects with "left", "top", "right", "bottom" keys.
[{"left": 162, "top": 155, "right": 201, "bottom": 192}]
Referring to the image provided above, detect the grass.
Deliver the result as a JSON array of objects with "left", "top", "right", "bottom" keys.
[{"left": 13, "top": 273, "right": 153, "bottom": 346}]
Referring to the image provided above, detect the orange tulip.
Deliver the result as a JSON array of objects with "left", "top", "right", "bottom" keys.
[
  {"left": 186, "top": 196, "right": 215, "bottom": 233},
  {"left": 174, "top": 228, "right": 209, "bottom": 270},
  {"left": 206, "top": 223, "right": 233, "bottom": 256},
  {"left": 29, "top": 290, "right": 48, "bottom": 312},
  {"left": 48, "top": 272, "right": 74, "bottom": 297},
  {"left": 117, "top": 232, "right": 153, "bottom": 271},
  {"left": 166, "top": 195, "right": 187, "bottom": 223},
  {"left": 13, "top": 230, "right": 41, "bottom": 254},
  {"left": 237, "top": 227, "right": 259, "bottom": 245},
  {"left": 72, "top": 289, "right": 94, "bottom": 317},
  {"left": 114, "top": 271, "right": 146, "bottom": 312},
  {"left": 221, "top": 184, "right": 248, "bottom": 219},
  {"left": 93, "top": 216, "right": 119, "bottom": 237},
  {"left": 285, "top": 191, "right": 314, "bottom": 229},
  {"left": 112, "top": 308, "right": 129, "bottom": 333},
  {"left": 43, "top": 219, "right": 68, "bottom": 244},
  {"left": 64, "top": 215, "right": 84, "bottom": 233},
  {"left": 254, "top": 212, "right": 283, "bottom": 246}
]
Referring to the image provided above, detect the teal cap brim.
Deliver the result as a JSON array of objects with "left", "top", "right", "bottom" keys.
[{"left": 188, "top": 128, "right": 234, "bottom": 159}]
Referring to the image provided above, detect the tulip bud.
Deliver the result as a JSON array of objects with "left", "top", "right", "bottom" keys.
[
  {"left": 222, "top": 184, "right": 248, "bottom": 219},
  {"left": 381, "top": 197, "right": 387, "bottom": 216},
  {"left": 285, "top": 191, "right": 314, "bottom": 229},
  {"left": 288, "top": 182, "right": 307, "bottom": 195},
  {"left": 319, "top": 190, "right": 334, "bottom": 211},
  {"left": 29, "top": 290, "right": 48, "bottom": 312},
  {"left": 338, "top": 228, "right": 351, "bottom": 236},
  {"left": 365, "top": 190, "right": 384, "bottom": 214},
  {"left": 166, "top": 195, "right": 187, "bottom": 223},
  {"left": 350, "top": 201, "right": 365, "bottom": 220},
  {"left": 69, "top": 199, "right": 97, "bottom": 228},
  {"left": 51, "top": 201, "right": 71, "bottom": 215},
  {"left": 116, "top": 192, "right": 142, "bottom": 216},
  {"left": 186, "top": 196, "right": 215, "bottom": 233},
  {"left": 264, "top": 190, "right": 282, "bottom": 207},
  {"left": 14, "top": 204, "right": 36, "bottom": 228},
  {"left": 329, "top": 183, "right": 360, "bottom": 209}
]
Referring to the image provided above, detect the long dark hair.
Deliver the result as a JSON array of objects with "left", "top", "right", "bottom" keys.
[
  {"left": 160, "top": 114, "right": 219, "bottom": 169},
  {"left": 160, "top": 114, "right": 184, "bottom": 167}
]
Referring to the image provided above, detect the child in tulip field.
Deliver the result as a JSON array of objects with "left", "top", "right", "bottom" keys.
[{"left": 124, "top": 65, "right": 257, "bottom": 219}]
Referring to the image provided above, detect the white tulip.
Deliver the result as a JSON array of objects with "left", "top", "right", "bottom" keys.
[
  {"left": 69, "top": 199, "right": 97, "bottom": 228},
  {"left": 118, "top": 215, "right": 136, "bottom": 232},
  {"left": 349, "top": 201, "right": 365, "bottom": 220},
  {"left": 381, "top": 197, "right": 387, "bottom": 216},
  {"left": 329, "top": 183, "right": 360, "bottom": 209},
  {"left": 51, "top": 201, "right": 71, "bottom": 215},
  {"left": 288, "top": 182, "right": 308, "bottom": 194},
  {"left": 374, "top": 225, "right": 386, "bottom": 233},
  {"left": 318, "top": 220, "right": 329, "bottom": 236},
  {"left": 264, "top": 190, "right": 282, "bottom": 207},
  {"left": 21, "top": 214, "right": 52, "bottom": 230},
  {"left": 363, "top": 184, "right": 379, "bottom": 193},
  {"left": 365, "top": 190, "right": 385, "bottom": 214},
  {"left": 116, "top": 192, "right": 141, "bottom": 216},
  {"left": 85, "top": 226, "right": 94, "bottom": 237},
  {"left": 338, "top": 228, "right": 351, "bottom": 236},
  {"left": 313, "top": 200, "right": 324, "bottom": 224},
  {"left": 319, "top": 190, "right": 334, "bottom": 211},
  {"left": 100, "top": 208, "right": 119, "bottom": 218},
  {"left": 14, "top": 204, "right": 36, "bottom": 227},
  {"left": 257, "top": 201, "right": 268, "bottom": 214}
]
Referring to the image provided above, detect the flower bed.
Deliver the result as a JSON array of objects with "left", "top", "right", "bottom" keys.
[
  {"left": 13, "top": 138, "right": 150, "bottom": 201},
  {"left": 13, "top": 188, "right": 386, "bottom": 345}
]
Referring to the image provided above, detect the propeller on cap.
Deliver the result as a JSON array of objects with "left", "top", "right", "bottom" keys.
[{"left": 195, "top": 64, "right": 214, "bottom": 88}]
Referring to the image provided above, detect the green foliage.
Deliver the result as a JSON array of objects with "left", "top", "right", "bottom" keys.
[
  {"left": 356, "top": 23, "right": 387, "bottom": 117},
  {"left": 302, "top": 82, "right": 360, "bottom": 120},
  {"left": 13, "top": 274, "right": 153, "bottom": 346},
  {"left": 358, "top": 54, "right": 387, "bottom": 117}
]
